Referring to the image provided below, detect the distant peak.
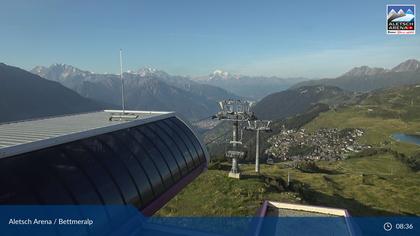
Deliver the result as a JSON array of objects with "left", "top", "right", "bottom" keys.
[
  {"left": 30, "top": 63, "right": 90, "bottom": 79},
  {"left": 392, "top": 59, "right": 420, "bottom": 72},
  {"left": 136, "top": 67, "right": 168, "bottom": 77},
  {"left": 213, "top": 69, "right": 228, "bottom": 75},
  {"left": 51, "top": 63, "right": 76, "bottom": 69},
  {"left": 49, "top": 63, "right": 85, "bottom": 72},
  {"left": 137, "top": 67, "right": 157, "bottom": 75},
  {"left": 31, "top": 65, "right": 47, "bottom": 73},
  {"left": 342, "top": 65, "right": 388, "bottom": 77},
  {"left": 209, "top": 69, "right": 239, "bottom": 80}
]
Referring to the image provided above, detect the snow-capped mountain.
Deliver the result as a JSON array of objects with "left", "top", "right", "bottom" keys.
[
  {"left": 136, "top": 67, "right": 169, "bottom": 78},
  {"left": 32, "top": 64, "right": 91, "bottom": 81},
  {"left": 209, "top": 69, "right": 239, "bottom": 80},
  {"left": 31, "top": 64, "right": 238, "bottom": 120},
  {"left": 193, "top": 70, "right": 307, "bottom": 100}
]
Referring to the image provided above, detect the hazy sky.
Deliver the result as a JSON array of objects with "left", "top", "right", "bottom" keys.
[{"left": 1, "top": 0, "right": 419, "bottom": 78}]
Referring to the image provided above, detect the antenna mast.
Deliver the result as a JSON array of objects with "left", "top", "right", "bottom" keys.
[
  {"left": 119, "top": 49, "right": 126, "bottom": 113},
  {"left": 107, "top": 49, "right": 138, "bottom": 121}
]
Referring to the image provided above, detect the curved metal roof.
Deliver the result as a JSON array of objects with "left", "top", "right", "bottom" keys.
[
  {"left": 0, "top": 110, "right": 174, "bottom": 159},
  {"left": 0, "top": 110, "right": 209, "bottom": 215}
]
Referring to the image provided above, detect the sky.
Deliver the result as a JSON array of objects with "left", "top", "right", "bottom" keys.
[{"left": 0, "top": 0, "right": 419, "bottom": 78}]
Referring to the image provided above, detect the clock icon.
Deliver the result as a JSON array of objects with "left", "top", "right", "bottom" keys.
[{"left": 384, "top": 222, "right": 393, "bottom": 231}]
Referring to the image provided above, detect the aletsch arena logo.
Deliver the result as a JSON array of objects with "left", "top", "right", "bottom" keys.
[{"left": 387, "top": 4, "right": 416, "bottom": 34}]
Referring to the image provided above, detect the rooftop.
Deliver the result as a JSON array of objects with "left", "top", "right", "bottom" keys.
[
  {"left": 264, "top": 202, "right": 349, "bottom": 217},
  {"left": 257, "top": 201, "right": 353, "bottom": 236},
  {"left": 0, "top": 110, "right": 174, "bottom": 159}
]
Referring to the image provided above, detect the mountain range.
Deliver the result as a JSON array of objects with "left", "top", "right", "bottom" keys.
[
  {"left": 292, "top": 59, "right": 420, "bottom": 92},
  {"left": 3, "top": 58, "right": 419, "bottom": 124},
  {"left": 0, "top": 63, "right": 103, "bottom": 123},
  {"left": 32, "top": 64, "right": 239, "bottom": 121},
  {"left": 193, "top": 70, "right": 307, "bottom": 100}
]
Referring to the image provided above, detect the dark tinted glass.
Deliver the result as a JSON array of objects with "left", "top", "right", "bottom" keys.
[
  {"left": 62, "top": 142, "right": 133, "bottom": 228},
  {"left": 159, "top": 119, "right": 198, "bottom": 171},
  {"left": 43, "top": 146, "right": 103, "bottom": 204},
  {"left": 129, "top": 128, "right": 166, "bottom": 196},
  {"left": 134, "top": 127, "right": 174, "bottom": 187},
  {"left": 37, "top": 147, "right": 111, "bottom": 231},
  {"left": 0, "top": 155, "right": 42, "bottom": 204},
  {"left": 155, "top": 121, "right": 191, "bottom": 176},
  {"left": 81, "top": 137, "right": 139, "bottom": 206},
  {"left": 170, "top": 118, "right": 206, "bottom": 164},
  {"left": 96, "top": 132, "right": 145, "bottom": 207},
  {"left": 19, "top": 149, "right": 76, "bottom": 204},
  {"left": 143, "top": 124, "right": 181, "bottom": 181},
  {"left": 163, "top": 119, "right": 199, "bottom": 168},
  {"left": 111, "top": 129, "right": 155, "bottom": 205},
  {"left": 62, "top": 141, "right": 124, "bottom": 205}
]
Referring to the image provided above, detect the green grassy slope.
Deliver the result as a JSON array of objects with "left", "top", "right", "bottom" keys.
[
  {"left": 158, "top": 85, "right": 420, "bottom": 217},
  {"left": 305, "top": 86, "right": 420, "bottom": 156},
  {"left": 156, "top": 164, "right": 301, "bottom": 216},
  {"left": 157, "top": 157, "right": 420, "bottom": 216},
  {"left": 267, "top": 157, "right": 420, "bottom": 216}
]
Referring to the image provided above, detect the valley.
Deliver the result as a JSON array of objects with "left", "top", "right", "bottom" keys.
[{"left": 159, "top": 82, "right": 420, "bottom": 217}]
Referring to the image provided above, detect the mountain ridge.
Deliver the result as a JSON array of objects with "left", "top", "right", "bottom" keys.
[
  {"left": 292, "top": 59, "right": 420, "bottom": 92},
  {"left": 0, "top": 63, "right": 103, "bottom": 123},
  {"left": 31, "top": 64, "right": 239, "bottom": 120}
]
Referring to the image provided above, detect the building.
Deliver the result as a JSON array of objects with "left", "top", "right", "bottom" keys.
[
  {"left": 256, "top": 201, "right": 354, "bottom": 235},
  {"left": 0, "top": 110, "right": 209, "bottom": 216}
]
